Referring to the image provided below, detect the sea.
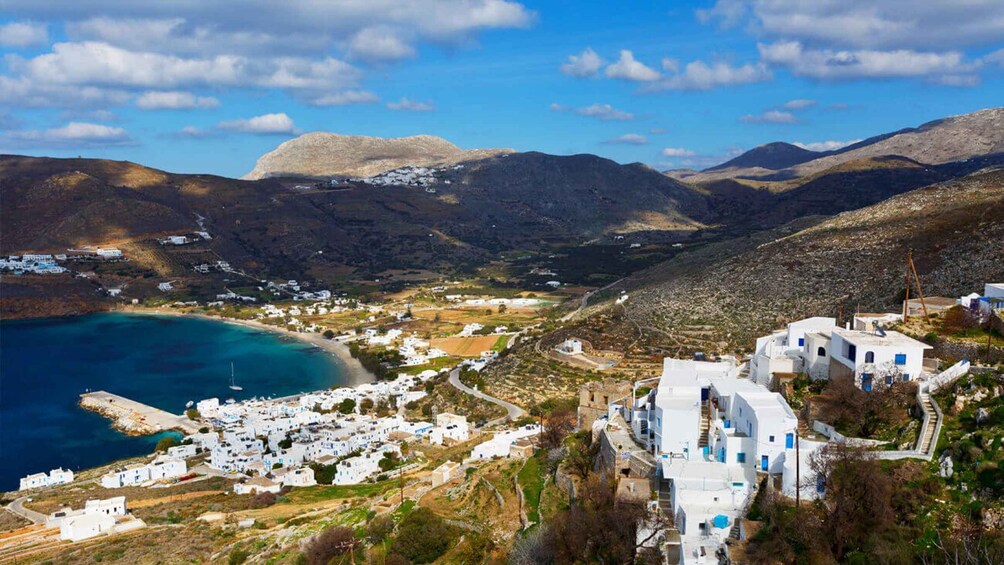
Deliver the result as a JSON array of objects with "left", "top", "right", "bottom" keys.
[{"left": 0, "top": 313, "right": 352, "bottom": 491}]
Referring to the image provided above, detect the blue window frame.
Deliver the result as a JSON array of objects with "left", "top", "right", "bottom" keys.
[
  {"left": 885, "top": 374, "right": 894, "bottom": 386},
  {"left": 785, "top": 433, "right": 794, "bottom": 449},
  {"left": 761, "top": 455, "right": 769, "bottom": 471},
  {"left": 737, "top": 452, "right": 746, "bottom": 463},
  {"left": 894, "top": 353, "right": 907, "bottom": 365},
  {"left": 848, "top": 344, "right": 857, "bottom": 361},
  {"left": 798, "top": 338, "right": 804, "bottom": 347},
  {"left": 769, "top": 435, "right": 775, "bottom": 443},
  {"left": 864, "top": 351, "right": 875, "bottom": 363},
  {"left": 903, "top": 374, "right": 910, "bottom": 381},
  {"left": 861, "top": 374, "right": 873, "bottom": 392}
]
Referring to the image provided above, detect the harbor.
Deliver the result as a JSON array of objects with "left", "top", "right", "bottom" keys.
[{"left": 79, "top": 391, "right": 201, "bottom": 436}]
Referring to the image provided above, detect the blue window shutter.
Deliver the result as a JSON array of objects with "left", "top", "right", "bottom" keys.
[
  {"left": 798, "top": 338, "right": 804, "bottom": 346},
  {"left": 737, "top": 452, "right": 746, "bottom": 463},
  {"left": 761, "top": 455, "right": 769, "bottom": 471},
  {"left": 785, "top": 433, "right": 794, "bottom": 449},
  {"left": 895, "top": 353, "right": 907, "bottom": 365}
]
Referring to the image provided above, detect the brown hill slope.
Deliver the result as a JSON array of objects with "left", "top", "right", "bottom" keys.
[
  {"left": 687, "top": 107, "right": 1004, "bottom": 183},
  {"left": 620, "top": 167, "right": 1004, "bottom": 350},
  {"left": 243, "top": 132, "right": 512, "bottom": 179}
]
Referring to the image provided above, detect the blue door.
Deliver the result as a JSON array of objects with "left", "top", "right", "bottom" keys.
[
  {"left": 785, "top": 433, "right": 794, "bottom": 449},
  {"left": 718, "top": 448, "right": 725, "bottom": 463},
  {"left": 761, "top": 455, "right": 769, "bottom": 471},
  {"left": 701, "top": 387, "right": 709, "bottom": 402}
]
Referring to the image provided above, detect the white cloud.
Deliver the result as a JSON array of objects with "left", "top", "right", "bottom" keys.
[
  {"left": 347, "top": 27, "right": 417, "bottom": 62},
  {"left": 59, "top": 109, "right": 118, "bottom": 122},
  {"left": 310, "top": 90, "right": 380, "bottom": 106},
  {"left": 386, "top": 98, "right": 434, "bottom": 112},
  {"left": 758, "top": 40, "right": 978, "bottom": 82},
  {"left": 217, "top": 112, "right": 299, "bottom": 135},
  {"left": 648, "top": 60, "right": 771, "bottom": 91},
  {"left": 793, "top": 139, "right": 862, "bottom": 152},
  {"left": 0, "top": 75, "right": 130, "bottom": 108},
  {"left": 6, "top": 41, "right": 362, "bottom": 93},
  {"left": 561, "top": 47, "right": 604, "bottom": 77},
  {"left": 173, "top": 125, "right": 215, "bottom": 139},
  {"left": 136, "top": 90, "right": 219, "bottom": 110},
  {"left": 697, "top": 1, "right": 1004, "bottom": 51},
  {"left": 605, "top": 50, "right": 660, "bottom": 82},
  {"left": 662, "top": 147, "right": 696, "bottom": 157},
  {"left": 782, "top": 98, "right": 816, "bottom": 110},
  {"left": 739, "top": 110, "right": 798, "bottom": 124},
  {"left": 4, "top": 121, "right": 133, "bottom": 148},
  {"left": 605, "top": 134, "right": 648, "bottom": 145},
  {"left": 932, "top": 74, "right": 982, "bottom": 87},
  {"left": 649, "top": 127, "right": 668, "bottom": 134},
  {"left": 0, "top": 21, "right": 48, "bottom": 47},
  {"left": 569, "top": 103, "right": 634, "bottom": 121}
]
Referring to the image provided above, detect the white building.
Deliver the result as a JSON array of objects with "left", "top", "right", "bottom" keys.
[
  {"left": 95, "top": 248, "right": 122, "bottom": 258},
  {"left": 334, "top": 445, "right": 401, "bottom": 485},
  {"left": 430, "top": 461, "right": 462, "bottom": 488},
  {"left": 556, "top": 339, "right": 583, "bottom": 355},
  {"left": 430, "top": 413, "right": 470, "bottom": 446},
  {"left": 660, "top": 459, "right": 755, "bottom": 564},
  {"left": 234, "top": 476, "right": 282, "bottom": 495},
  {"left": 100, "top": 457, "right": 186, "bottom": 488},
  {"left": 469, "top": 425, "right": 540, "bottom": 460},
  {"left": 827, "top": 329, "right": 932, "bottom": 390},
  {"left": 752, "top": 316, "right": 932, "bottom": 390},
  {"left": 275, "top": 467, "right": 317, "bottom": 488},
  {"left": 51, "top": 496, "right": 128, "bottom": 542},
  {"left": 19, "top": 468, "right": 74, "bottom": 491}
]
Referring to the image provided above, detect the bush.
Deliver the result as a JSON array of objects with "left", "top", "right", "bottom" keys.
[
  {"left": 391, "top": 508, "right": 455, "bottom": 563},
  {"left": 228, "top": 549, "right": 248, "bottom": 565},
  {"left": 338, "top": 398, "right": 357, "bottom": 414},
  {"left": 323, "top": 329, "right": 335, "bottom": 339},
  {"left": 248, "top": 492, "right": 277, "bottom": 509},
  {"left": 305, "top": 526, "right": 356, "bottom": 565},
  {"left": 186, "top": 408, "right": 200, "bottom": 420},
  {"left": 155, "top": 435, "right": 179, "bottom": 453},
  {"left": 367, "top": 514, "right": 395, "bottom": 544}
]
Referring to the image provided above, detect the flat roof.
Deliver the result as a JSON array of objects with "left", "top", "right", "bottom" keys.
[{"left": 832, "top": 328, "right": 932, "bottom": 349}]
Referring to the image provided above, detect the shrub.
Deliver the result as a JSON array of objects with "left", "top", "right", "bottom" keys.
[
  {"left": 391, "top": 508, "right": 455, "bottom": 563},
  {"left": 228, "top": 549, "right": 248, "bottom": 565},
  {"left": 155, "top": 435, "right": 179, "bottom": 453},
  {"left": 305, "top": 526, "right": 356, "bottom": 565},
  {"left": 248, "top": 492, "right": 277, "bottom": 509},
  {"left": 367, "top": 514, "right": 395, "bottom": 544}
]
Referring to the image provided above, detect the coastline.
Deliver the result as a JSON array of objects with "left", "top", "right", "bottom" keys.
[{"left": 116, "top": 306, "right": 377, "bottom": 387}]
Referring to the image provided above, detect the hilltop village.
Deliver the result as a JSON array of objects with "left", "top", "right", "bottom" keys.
[{"left": 7, "top": 278, "right": 1003, "bottom": 563}]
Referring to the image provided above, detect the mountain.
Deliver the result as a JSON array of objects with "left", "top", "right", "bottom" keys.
[
  {"left": 685, "top": 107, "right": 1004, "bottom": 183},
  {"left": 243, "top": 132, "right": 513, "bottom": 179},
  {"left": 704, "top": 142, "right": 818, "bottom": 172},
  {"left": 619, "top": 166, "right": 1004, "bottom": 350}
]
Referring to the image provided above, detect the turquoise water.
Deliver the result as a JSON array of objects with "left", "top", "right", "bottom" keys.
[{"left": 0, "top": 313, "right": 351, "bottom": 490}]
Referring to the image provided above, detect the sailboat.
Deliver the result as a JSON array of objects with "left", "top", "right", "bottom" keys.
[{"left": 229, "top": 361, "right": 243, "bottom": 391}]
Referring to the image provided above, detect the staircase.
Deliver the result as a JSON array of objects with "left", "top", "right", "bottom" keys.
[
  {"left": 918, "top": 391, "right": 939, "bottom": 456},
  {"left": 658, "top": 477, "right": 674, "bottom": 525},
  {"left": 698, "top": 405, "right": 711, "bottom": 450}
]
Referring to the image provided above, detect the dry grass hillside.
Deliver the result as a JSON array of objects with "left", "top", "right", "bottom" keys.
[{"left": 620, "top": 167, "right": 1004, "bottom": 351}]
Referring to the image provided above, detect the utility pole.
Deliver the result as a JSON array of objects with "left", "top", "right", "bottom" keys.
[
  {"left": 795, "top": 434, "right": 801, "bottom": 509},
  {"left": 904, "top": 251, "right": 911, "bottom": 323},
  {"left": 908, "top": 249, "right": 931, "bottom": 324}
]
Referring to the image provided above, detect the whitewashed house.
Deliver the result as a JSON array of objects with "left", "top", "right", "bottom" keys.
[
  {"left": 430, "top": 413, "right": 470, "bottom": 446},
  {"left": 234, "top": 476, "right": 282, "bottom": 495},
  {"left": 827, "top": 329, "right": 931, "bottom": 390},
  {"left": 469, "top": 425, "right": 540, "bottom": 460},
  {"left": 19, "top": 468, "right": 74, "bottom": 491}
]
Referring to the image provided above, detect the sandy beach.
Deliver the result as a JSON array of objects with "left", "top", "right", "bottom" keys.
[{"left": 117, "top": 306, "right": 377, "bottom": 386}]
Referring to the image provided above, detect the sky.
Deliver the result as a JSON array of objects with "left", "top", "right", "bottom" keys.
[{"left": 1, "top": 1, "right": 1002, "bottom": 178}]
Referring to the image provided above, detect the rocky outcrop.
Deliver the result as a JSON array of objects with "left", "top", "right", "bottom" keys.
[{"left": 243, "top": 132, "right": 513, "bottom": 179}]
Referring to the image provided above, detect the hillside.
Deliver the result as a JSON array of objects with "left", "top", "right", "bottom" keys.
[
  {"left": 685, "top": 107, "right": 1004, "bottom": 183},
  {"left": 619, "top": 166, "right": 1004, "bottom": 350},
  {"left": 243, "top": 132, "right": 512, "bottom": 179}
]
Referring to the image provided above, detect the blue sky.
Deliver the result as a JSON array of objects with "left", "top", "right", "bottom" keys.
[{"left": 1, "top": 1, "right": 1002, "bottom": 177}]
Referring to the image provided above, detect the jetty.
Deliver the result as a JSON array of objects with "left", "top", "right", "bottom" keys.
[{"left": 79, "top": 391, "right": 200, "bottom": 436}]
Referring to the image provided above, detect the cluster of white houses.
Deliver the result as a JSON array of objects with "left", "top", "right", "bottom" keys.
[
  {"left": 188, "top": 372, "right": 472, "bottom": 489},
  {"left": 47, "top": 496, "right": 144, "bottom": 542},
  {"left": 610, "top": 314, "right": 949, "bottom": 564},
  {"left": 100, "top": 455, "right": 188, "bottom": 488}
]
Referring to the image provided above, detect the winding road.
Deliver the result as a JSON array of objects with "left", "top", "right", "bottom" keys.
[
  {"left": 560, "top": 277, "right": 625, "bottom": 322},
  {"left": 7, "top": 496, "right": 46, "bottom": 524},
  {"left": 448, "top": 368, "right": 526, "bottom": 427}
]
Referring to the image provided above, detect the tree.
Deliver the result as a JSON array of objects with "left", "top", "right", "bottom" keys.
[
  {"left": 366, "top": 514, "right": 395, "bottom": 544},
  {"left": 305, "top": 526, "right": 356, "bottom": 565},
  {"left": 810, "top": 442, "right": 895, "bottom": 559},
  {"left": 540, "top": 406, "right": 576, "bottom": 449},
  {"left": 186, "top": 408, "right": 200, "bottom": 420},
  {"left": 391, "top": 508, "right": 456, "bottom": 563},
  {"left": 378, "top": 452, "right": 401, "bottom": 472},
  {"left": 323, "top": 329, "right": 335, "bottom": 339},
  {"left": 360, "top": 398, "right": 375, "bottom": 414},
  {"left": 498, "top": 304, "right": 508, "bottom": 314},
  {"left": 155, "top": 435, "right": 179, "bottom": 452},
  {"left": 248, "top": 491, "right": 277, "bottom": 509},
  {"left": 338, "top": 398, "right": 356, "bottom": 414}
]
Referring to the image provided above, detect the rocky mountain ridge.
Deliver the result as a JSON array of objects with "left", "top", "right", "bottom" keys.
[{"left": 243, "top": 132, "right": 513, "bottom": 179}]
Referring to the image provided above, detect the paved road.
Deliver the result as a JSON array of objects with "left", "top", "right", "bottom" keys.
[
  {"left": 448, "top": 368, "right": 526, "bottom": 427},
  {"left": 8, "top": 496, "right": 47, "bottom": 524},
  {"left": 560, "top": 277, "right": 624, "bottom": 322}
]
